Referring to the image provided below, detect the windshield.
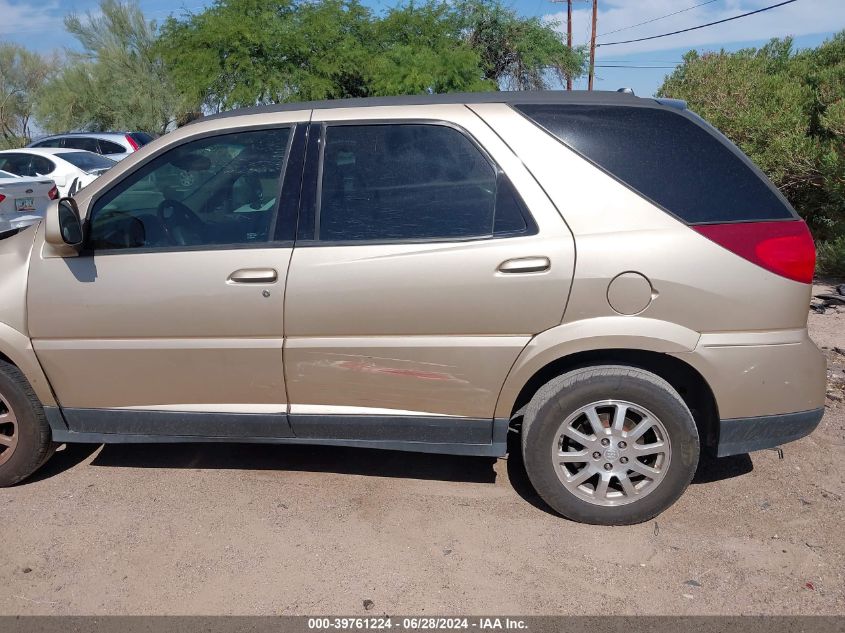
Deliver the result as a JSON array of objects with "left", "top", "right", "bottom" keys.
[{"left": 60, "top": 151, "right": 116, "bottom": 173}]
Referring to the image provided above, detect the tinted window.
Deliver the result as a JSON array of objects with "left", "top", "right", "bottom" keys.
[
  {"left": 31, "top": 156, "right": 55, "bottom": 175},
  {"left": 31, "top": 138, "right": 63, "bottom": 148},
  {"left": 130, "top": 132, "right": 155, "bottom": 146},
  {"left": 99, "top": 139, "right": 126, "bottom": 154},
  {"left": 0, "top": 154, "right": 33, "bottom": 176},
  {"left": 58, "top": 152, "right": 115, "bottom": 172},
  {"left": 90, "top": 128, "right": 291, "bottom": 251},
  {"left": 515, "top": 104, "right": 795, "bottom": 224},
  {"left": 318, "top": 124, "right": 500, "bottom": 241},
  {"left": 63, "top": 137, "right": 101, "bottom": 152}
]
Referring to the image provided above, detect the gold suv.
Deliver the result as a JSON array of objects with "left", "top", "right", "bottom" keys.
[{"left": 0, "top": 91, "right": 826, "bottom": 524}]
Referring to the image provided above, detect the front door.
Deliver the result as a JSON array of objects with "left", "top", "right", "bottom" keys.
[
  {"left": 283, "top": 105, "right": 575, "bottom": 445},
  {"left": 27, "top": 120, "right": 308, "bottom": 438}
]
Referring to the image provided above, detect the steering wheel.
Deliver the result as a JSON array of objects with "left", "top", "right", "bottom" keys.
[{"left": 157, "top": 199, "right": 204, "bottom": 245}]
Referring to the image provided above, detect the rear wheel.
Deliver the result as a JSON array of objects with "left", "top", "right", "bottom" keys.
[
  {"left": 0, "top": 361, "right": 53, "bottom": 487},
  {"left": 521, "top": 365, "right": 699, "bottom": 525}
]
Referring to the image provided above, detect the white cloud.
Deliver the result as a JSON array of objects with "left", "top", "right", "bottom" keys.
[
  {"left": 0, "top": 0, "right": 65, "bottom": 37},
  {"left": 547, "top": 0, "right": 845, "bottom": 57}
]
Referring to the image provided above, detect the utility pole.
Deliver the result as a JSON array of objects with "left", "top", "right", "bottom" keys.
[
  {"left": 566, "top": 0, "right": 573, "bottom": 90},
  {"left": 550, "top": 0, "right": 575, "bottom": 90},
  {"left": 588, "top": 0, "right": 597, "bottom": 90}
]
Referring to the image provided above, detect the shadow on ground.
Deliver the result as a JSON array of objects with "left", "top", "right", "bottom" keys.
[
  {"left": 22, "top": 433, "right": 754, "bottom": 510},
  {"left": 87, "top": 442, "right": 499, "bottom": 484}
]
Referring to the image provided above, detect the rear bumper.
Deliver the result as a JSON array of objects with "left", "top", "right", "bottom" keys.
[
  {"left": 716, "top": 408, "right": 824, "bottom": 457},
  {"left": 671, "top": 328, "right": 827, "bottom": 420}
]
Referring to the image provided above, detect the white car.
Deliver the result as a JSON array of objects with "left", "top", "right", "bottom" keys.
[
  {"left": 0, "top": 169, "right": 58, "bottom": 234},
  {"left": 0, "top": 148, "right": 115, "bottom": 198}
]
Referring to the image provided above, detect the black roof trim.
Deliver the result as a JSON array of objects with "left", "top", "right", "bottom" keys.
[{"left": 198, "top": 89, "right": 660, "bottom": 123}]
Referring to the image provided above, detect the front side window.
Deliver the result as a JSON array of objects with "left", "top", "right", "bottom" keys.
[
  {"left": 89, "top": 128, "right": 291, "bottom": 251},
  {"left": 318, "top": 124, "right": 503, "bottom": 242},
  {"left": 31, "top": 138, "right": 63, "bottom": 148}
]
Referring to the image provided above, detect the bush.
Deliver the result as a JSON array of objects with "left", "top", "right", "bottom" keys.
[{"left": 817, "top": 236, "right": 845, "bottom": 277}]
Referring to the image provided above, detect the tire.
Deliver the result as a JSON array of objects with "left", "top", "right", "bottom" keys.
[
  {"left": 0, "top": 360, "right": 54, "bottom": 487},
  {"left": 521, "top": 365, "right": 699, "bottom": 525}
]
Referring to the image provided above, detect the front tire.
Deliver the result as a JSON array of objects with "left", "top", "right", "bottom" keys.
[
  {"left": 521, "top": 365, "right": 700, "bottom": 525},
  {"left": 0, "top": 360, "right": 54, "bottom": 487}
]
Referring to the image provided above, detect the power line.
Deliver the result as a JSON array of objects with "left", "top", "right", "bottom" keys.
[
  {"left": 598, "top": 0, "right": 720, "bottom": 38},
  {"left": 596, "top": 0, "right": 799, "bottom": 47}
]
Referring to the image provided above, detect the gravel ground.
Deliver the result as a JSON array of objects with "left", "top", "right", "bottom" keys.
[{"left": 1, "top": 287, "right": 844, "bottom": 616}]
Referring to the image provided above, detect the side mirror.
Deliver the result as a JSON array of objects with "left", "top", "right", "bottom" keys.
[{"left": 45, "top": 198, "right": 84, "bottom": 249}]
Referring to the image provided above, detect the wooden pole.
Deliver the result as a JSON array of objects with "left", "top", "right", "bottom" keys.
[
  {"left": 566, "top": 0, "right": 573, "bottom": 90},
  {"left": 588, "top": 0, "right": 597, "bottom": 90}
]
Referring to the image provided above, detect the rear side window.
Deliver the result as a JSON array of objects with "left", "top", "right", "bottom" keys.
[
  {"left": 99, "top": 139, "right": 127, "bottom": 154},
  {"left": 515, "top": 104, "right": 795, "bottom": 224},
  {"left": 317, "top": 124, "right": 533, "bottom": 242},
  {"left": 62, "top": 137, "right": 101, "bottom": 152}
]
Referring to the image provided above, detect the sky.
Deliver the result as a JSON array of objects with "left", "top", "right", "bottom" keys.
[{"left": 1, "top": 0, "right": 843, "bottom": 97}]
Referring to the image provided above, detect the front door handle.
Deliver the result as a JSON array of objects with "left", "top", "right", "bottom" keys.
[
  {"left": 228, "top": 268, "right": 278, "bottom": 283},
  {"left": 497, "top": 257, "right": 551, "bottom": 274}
]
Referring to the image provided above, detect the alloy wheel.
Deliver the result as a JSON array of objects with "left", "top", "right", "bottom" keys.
[
  {"left": 552, "top": 399, "right": 671, "bottom": 506},
  {"left": 0, "top": 389, "right": 19, "bottom": 466}
]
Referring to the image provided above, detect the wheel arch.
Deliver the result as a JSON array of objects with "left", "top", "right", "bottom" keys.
[
  {"left": 496, "top": 319, "right": 719, "bottom": 450},
  {"left": 0, "top": 323, "right": 57, "bottom": 407}
]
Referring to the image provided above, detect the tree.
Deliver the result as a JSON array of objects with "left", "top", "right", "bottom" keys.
[
  {"left": 158, "top": 0, "right": 585, "bottom": 113},
  {"left": 369, "top": 2, "right": 492, "bottom": 95},
  {"left": 455, "top": 0, "right": 584, "bottom": 90},
  {"left": 0, "top": 43, "right": 56, "bottom": 147},
  {"left": 658, "top": 33, "right": 845, "bottom": 259},
  {"left": 37, "top": 0, "right": 184, "bottom": 135},
  {"left": 158, "top": 0, "right": 378, "bottom": 112}
]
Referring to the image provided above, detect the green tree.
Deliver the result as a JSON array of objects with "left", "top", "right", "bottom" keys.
[
  {"left": 369, "top": 2, "right": 492, "bottom": 95},
  {"left": 658, "top": 33, "right": 845, "bottom": 264},
  {"left": 37, "top": 0, "right": 184, "bottom": 134},
  {"left": 0, "top": 43, "right": 56, "bottom": 148},
  {"left": 455, "top": 0, "right": 584, "bottom": 90},
  {"left": 158, "top": 0, "right": 585, "bottom": 112}
]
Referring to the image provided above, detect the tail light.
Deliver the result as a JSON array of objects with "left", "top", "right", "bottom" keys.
[
  {"left": 693, "top": 220, "right": 815, "bottom": 284},
  {"left": 47, "top": 185, "right": 59, "bottom": 200},
  {"left": 0, "top": 194, "right": 5, "bottom": 203},
  {"left": 125, "top": 134, "right": 140, "bottom": 151}
]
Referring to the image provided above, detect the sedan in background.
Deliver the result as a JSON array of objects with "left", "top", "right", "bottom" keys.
[
  {"left": 0, "top": 148, "right": 115, "bottom": 197},
  {"left": 0, "top": 169, "right": 58, "bottom": 234},
  {"left": 28, "top": 131, "right": 155, "bottom": 161}
]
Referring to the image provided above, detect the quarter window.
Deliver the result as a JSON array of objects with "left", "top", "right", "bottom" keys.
[
  {"left": 317, "top": 124, "right": 531, "bottom": 242},
  {"left": 89, "top": 128, "right": 292, "bottom": 251}
]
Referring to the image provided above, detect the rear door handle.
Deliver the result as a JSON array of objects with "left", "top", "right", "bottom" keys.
[
  {"left": 228, "top": 268, "right": 278, "bottom": 283},
  {"left": 497, "top": 257, "right": 551, "bottom": 274}
]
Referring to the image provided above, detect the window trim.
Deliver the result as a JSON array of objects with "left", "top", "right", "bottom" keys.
[
  {"left": 85, "top": 123, "right": 304, "bottom": 255},
  {"left": 296, "top": 119, "right": 538, "bottom": 247}
]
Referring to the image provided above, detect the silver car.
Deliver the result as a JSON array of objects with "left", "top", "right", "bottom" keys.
[{"left": 28, "top": 132, "right": 156, "bottom": 162}]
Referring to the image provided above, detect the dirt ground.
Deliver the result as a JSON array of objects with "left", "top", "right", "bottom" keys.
[{"left": 1, "top": 284, "right": 844, "bottom": 616}]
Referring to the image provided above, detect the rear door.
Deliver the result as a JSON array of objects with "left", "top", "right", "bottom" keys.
[
  {"left": 283, "top": 105, "right": 575, "bottom": 443},
  {"left": 28, "top": 117, "right": 309, "bottom": 438}
]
